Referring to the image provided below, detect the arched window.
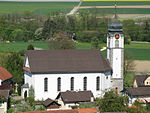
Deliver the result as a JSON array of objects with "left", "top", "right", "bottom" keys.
[
  {"left": 70, "top": 77, "right": 74, "bottom": 91},
  {"left": 96, "top": 77, "right": 100, "bottom": 91},
  {"left": 115, "top": 39, "right": 119, "bottom": 47},
  {"left": 44, "top": 78, "right": 48, "bottom": 92},
  {"left": 83, "top": 77, "right": 87, "bottom": 91},
  {"left": 57, "top": 77, "right": 61, "bottom": 91}
]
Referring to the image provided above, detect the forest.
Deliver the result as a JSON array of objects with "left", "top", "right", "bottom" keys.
[{"left": 0, "top": 11, "right": 150, "bottom": 44}]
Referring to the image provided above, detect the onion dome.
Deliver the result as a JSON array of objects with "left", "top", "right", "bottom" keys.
[{"left": 108, "top": 18, "right": 123, "bottom": 32}]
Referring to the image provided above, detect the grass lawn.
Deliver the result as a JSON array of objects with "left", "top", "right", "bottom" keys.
[
  {"left": 0, "top": 1, "right": 150, "bottom": 15},
  {"left": 0, "top": 41, "right": 149, "bottom": 60},
  {"left": 125, "top": 42, "right": 150, "bottom": 60},
  {"left": 0, "top": 41, "right": 49, "bottom": 52}
]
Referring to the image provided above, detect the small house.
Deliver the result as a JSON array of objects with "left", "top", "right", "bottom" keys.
[
  {"left": 0, "top": 90, "right": 10, "bottom": 113},
  {"left": 56, "top": 90, "right": 94, "bottom": 109},
  {"left": 133, "top": 75, "right": 150, "bottom": 87}
]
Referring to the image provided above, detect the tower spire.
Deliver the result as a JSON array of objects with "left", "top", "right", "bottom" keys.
[{"left": 114, "top": 0, "right": 117, "bottom": 19}]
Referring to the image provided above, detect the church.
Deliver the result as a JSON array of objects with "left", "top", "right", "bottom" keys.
[{"left": 22, "top": 18, "right": 124, "bottom": 101}]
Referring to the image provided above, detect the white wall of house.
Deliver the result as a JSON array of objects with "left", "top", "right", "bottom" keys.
[
  {"left": 24, "top": 71, "right": 32, "bottom": 87},
  {"left": 0, "top": 102, "right": 7, "bottom": 113},
  {"left": 24, "top": 72, "right": 111, "bottom": 100},
  {"left": 25, "top": 57, "right": 30, "bottom": 68}
]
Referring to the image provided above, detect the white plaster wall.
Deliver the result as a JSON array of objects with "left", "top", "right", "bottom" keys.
[
  {"left": 0, "top": 102, "right": 7, "bottom": 113},
  {"left": 32, "top": 72, "right": 111, "bottom": 100},
  {"left": 25, "top": 57, "right": 30, "bottom": 68},
  {"left": 104, "top": 72, "right": 111, "bottom": 90},
  {"left": 24, "top": 71, "right": 32, "bottom": 87},
  {"left": 112, "top": 49, "right": 122, "bottom": 78}
]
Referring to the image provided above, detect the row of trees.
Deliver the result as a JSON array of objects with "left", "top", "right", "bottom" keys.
[
  {"left": 0, "top": 12, "right": 150, "bottom": 43},
  {"left": 79, "top": 90, "right": 150, "bottom": 113}
]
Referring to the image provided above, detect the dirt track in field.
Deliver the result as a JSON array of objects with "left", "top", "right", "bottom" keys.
[
  {"left": 104, "top": 14, "right": 150, "bottom": 18},
  {"left": 133, "top": 60, "right": 150, "bottom": 72},
  {"left": 79, "top": 5, "right": 150, "bottom": 9}
]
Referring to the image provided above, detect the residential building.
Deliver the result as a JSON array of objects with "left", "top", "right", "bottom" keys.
[
  {"left": 133, "top": 75, "right": 150, "bottom": 87},
  {"left": 0, "top": 90, "right": 10, "bottom": 113},
  {"left": 56, "top": 90, "right": 94, "bottom": 109}
]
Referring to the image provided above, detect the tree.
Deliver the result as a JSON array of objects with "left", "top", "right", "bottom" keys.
[
  {"left": 95, "top": 91, "right": 128, "bottom": 112},
  {"left": 124, "top": 50, "right": 135, "bottom": 76},
  {"left": 91, "top": 37, "right": 99, "bottom": 49},
  {"left": 11, "top": 29, "right": 24, "bottom": 41},
  {"left": 27, "top": 44, "right": 34, "bottom": 50},
  {"left": 29, "top": 85, "right": 34, "bottom": 98},
  {"left": 1, "top": 53, "right": 24, "bottom": 84},
  {"left": 49, "top": 32, "right": 75, "bottom": 49}
]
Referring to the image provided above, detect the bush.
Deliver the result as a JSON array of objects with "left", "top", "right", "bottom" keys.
[{"left": 27, "top": 44, "right": 34, "bottom": 50}]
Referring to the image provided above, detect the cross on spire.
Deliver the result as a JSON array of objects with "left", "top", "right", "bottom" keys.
[{"left": 114, "top": 0, "right": 117, "bottom": 19}]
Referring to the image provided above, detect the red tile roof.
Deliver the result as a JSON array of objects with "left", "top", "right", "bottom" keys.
[
  {"left": 18, "top": 108, "right": 97, "bottom": 113},
  {"left": 19, "top": 109, "right": 78, "bottom": 113},
  {"left": 0, "top": 66, "right": 12, "bottom": 81},
  {"left": 77, "top": 108, "right": 97, "bottom": 113}
]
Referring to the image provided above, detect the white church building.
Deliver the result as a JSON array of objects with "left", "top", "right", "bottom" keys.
[{"left": 22, "top": 18, "right": 124, "bottom": 101}]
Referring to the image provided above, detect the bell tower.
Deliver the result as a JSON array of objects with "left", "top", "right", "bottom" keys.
[{"left": 107, "top": 16, "right": 124, "bottom": 92}]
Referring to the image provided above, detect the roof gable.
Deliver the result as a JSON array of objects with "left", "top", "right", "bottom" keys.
[
  {"left": 134, "top": 75, "right": 150, "bottom": 87},
  {"left": 26, "top": 50, "right": 111, "bottom": 74},
  {"left": 42, "top": 98, "right": 60, "bottom": 107}
]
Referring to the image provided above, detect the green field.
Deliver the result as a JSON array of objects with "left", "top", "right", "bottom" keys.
[
  {"left": 0, "top": 41, "right": 150, "bottom": 60},
  {"left": 0, "top": 1, "right": 150, "bottom": 15},
  {"left": 81, "top": 1, "right": 150, "bottom": 6},
  {"left": 79, "top": 8, "right": 150, "bottom": 14},
  {"left": 0, "top": 2, "right": 78, "bottom": 15}
]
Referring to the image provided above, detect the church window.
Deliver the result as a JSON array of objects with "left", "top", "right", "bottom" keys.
[
  {"left": 71, "top": 77, "right": 74, "bottom": 91},
  {"left": 115, "top": 39, "right": 119, "bottom": 47},
  {"left": 96, "top": 77, "right": 100, "bottom": 91},
  {"left": 57, "top": 77, "right": 61, "bottom": 91},
  {"left": 44, "top": 78, "right": 48, "bottom": 92},
  {"left": 83, "top": 77, "right": 87, "bottom": 91}
]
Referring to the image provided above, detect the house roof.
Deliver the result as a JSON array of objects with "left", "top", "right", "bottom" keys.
[
  {"left": 76, "top": 108, "right": 97, "bottom": 113},
  {"left": 42, "top": 98, "right": 60, "bottom": 107},
  {"left": 19, "top": 109, "right": 78, "bottom": 113},
  {"left": 0, "top": 84, "right": 13, "bottom": 90},
  {"left": 26, "top": 50, "right": 111, "bottom": 74},
  {"left": 56, "top": 90, "right": 94, "bottom": 103},
  {"left": 126, "top": 87, "right": 150, "bottom": 97},
  {"left": 0, "top": 90, "right": 10, "bottom": 99},
  {"left": 134, "top": 75, "right": 150, "bottom": 87},
  {"left": 21, "top": 83, "right": 29, "bottom": 88},
  {"left": 18, "top": 108, "right": 97, "bottom": 113},
  {"left": 0, "top": 66, "right": 12, "bottom": 81}
]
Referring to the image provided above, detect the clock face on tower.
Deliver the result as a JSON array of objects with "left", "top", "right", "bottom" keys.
[{"left": 115, "top": 34, "right": 120, "bottom": 39}]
